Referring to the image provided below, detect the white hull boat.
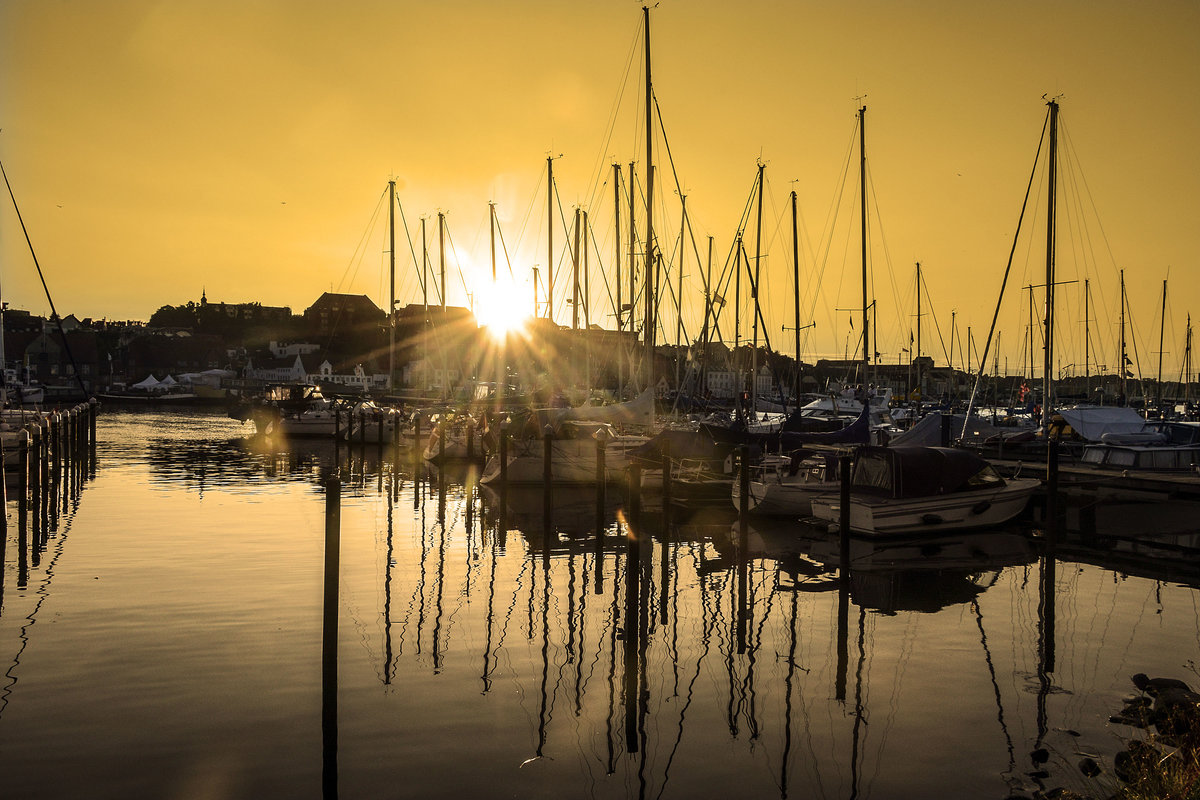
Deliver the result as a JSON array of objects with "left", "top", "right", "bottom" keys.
[{"left": 808, "top": 446, "right": 1039, "bottom": 535}]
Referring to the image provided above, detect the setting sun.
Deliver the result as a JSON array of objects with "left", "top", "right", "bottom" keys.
[{"left": 475, "top": 275, "right": 532, "bottom": 339}]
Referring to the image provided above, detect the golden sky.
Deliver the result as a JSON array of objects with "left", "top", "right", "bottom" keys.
[{"left": 2, "top": 0, "right": 1198, "bottom": 376}]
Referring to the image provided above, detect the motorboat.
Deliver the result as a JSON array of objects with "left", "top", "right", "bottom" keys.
[
  {"left": 733, "top": 450, "right": 841, "bottom": 516},
  {"left": 809, "top": 446, "right": 1039, "bottom": 535}
]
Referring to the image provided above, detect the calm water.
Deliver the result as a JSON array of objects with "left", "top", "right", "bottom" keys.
[{"left": 0, "top": 408, "right": 1198, "bottom": 799}]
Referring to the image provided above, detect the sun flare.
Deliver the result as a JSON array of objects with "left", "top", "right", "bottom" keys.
[{"left": 476, "top": 276, "right": 532, "bottom": 339}]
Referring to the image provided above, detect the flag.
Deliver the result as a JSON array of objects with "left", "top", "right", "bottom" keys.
[{"left": 712, "top": 293, "right": 726, "bottom": 308}]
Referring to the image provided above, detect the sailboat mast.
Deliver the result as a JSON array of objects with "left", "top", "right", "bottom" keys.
[
  {"left": 735, "top": 234, "right": 742, "bottom": 369},
  {"left": 676, "top": 194, "right": 686, "bottom": 391},
  {"left": 1041, "top": 98, "right": 1058, "bottom": 431},
  {"left": 489, "top": 202, "right": 496, "bottom": 282},
  {"left": 572, "top": 208, "right": 581, "bottom": 331},
  {"left": 916, "top": 262, "right": 922, "bottom": 399},
  {"left": 629, "top": 160, "right": 636, "bottom": 344},
  {"left": 1084, "top": 278, "right": 1090, "bottom": 399},
  {"left": 859, "top": 105, "right": 870, "bottom": 383},
  {"left": 583, "top": 209, "right": 590, "bottom": 329},
  {"left": 547, "top": 156, "right": 554, "bottom": 322},
  {"left": 751, "top": 162, "right": 764, "bottom": 414},
  {"left": 792, "top": 190, "right": 801, "bottom": 403},
  {"left": 1180, "top": 316, "right": 1190, "bottom": 407},
  {"left": 388, "top": 180, "right": 396, "bottom": 391},
  {"left": 1120, "top": 269, "right": 1127, "bottom": 404},
  {"left": 703, "top": 235, "right": 713, "bottom": 396},
  {"left": 613, "top": 164, "right": 622, "bottom": 333},
  {"left": 1157, "top": 277, "right": 1167, "bottom": 414},
  {"left": 438, "top": 212, "right": 447, "bottom": 316},
  {"left": 642, "top": 4, "right": 655, "bottom": 397}
]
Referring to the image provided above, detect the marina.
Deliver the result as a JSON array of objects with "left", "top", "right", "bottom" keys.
[
  {"left": 3, "top": 2, "right": 1200, "bottom": 798},
  {"left": 0, "top": 408, "right": 1197, "bottom": 799}
]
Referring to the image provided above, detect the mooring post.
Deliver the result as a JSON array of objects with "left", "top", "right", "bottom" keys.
[
  {"left": 17, "top": 432, "right": 29, "bottom": 589},
  {"left": 89, "top": 397, "right": 98, "bottom": 450},
  {"left": 376, "top": 411, "right": 384, "bottom": 455},
  {"left": 18, "top": 430, "right": 30, "bottom": 538},
  {"left": 498, "top": 423, "right": 509, "bottom": 489},
  {"left": 628, "top": 461, "right": 642, "bottom": 523},
  {"left": 839, "top": 454, "right": 852, "bottom": 567},
  {"left": 1046, "top": 438, "right": 1060, "bottom": 539},
  {"left": 51, "top": 412, "right": 61, "bottom": 483},
  {"left": 738, "top": 445, "right": 749, "bottom": 536},
  {"left": 358, "top": 407, "right": 367, "bottom": 448},
  {"left": 28, "top": 426, "right": 40, "bottom": 537},
  {"left": 595, "top": 430, "right": 606, "bottom": 523},
  {"left": 940, "top": 412, "right": 952, "bottom": 448},
  {"left": 736, "top": 445, "right": 750, "bottom": 653},
  {"left": 322, "top": 474, "right": 341, "bottom": 799},
  {"left": 594, "top": 430, "right": 606, "bottom": 571},
  {"left": 661, "top": 439, "right": 672, "bottom": 518},
  {"left": 542, "top": 425, "right": 554, "bottom": 531},
  {"left": 466, "top": 419, "right": 475, "bottom": 460},
  {"left": 835, "top": 453, "right": 853, "bottom": 701},
  {"left": 412, "top": 415, "right": 422, "bottom": 472}
]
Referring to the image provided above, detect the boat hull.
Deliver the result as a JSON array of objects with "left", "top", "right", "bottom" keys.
[{"left": 810, "top": 478, "right": 1040, "bottom": 535}]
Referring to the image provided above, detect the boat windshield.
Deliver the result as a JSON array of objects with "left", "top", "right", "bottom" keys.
[
  {"left": 965, "top": 464, "right": 1006, "bottom": 488},
  {"left": 852, "top": 453, "right": 893, "bottom": 495}
]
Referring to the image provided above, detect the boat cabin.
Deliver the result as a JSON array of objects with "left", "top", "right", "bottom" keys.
[{"left": 852, "top": 446, "right": 1007, "bottom": 499}]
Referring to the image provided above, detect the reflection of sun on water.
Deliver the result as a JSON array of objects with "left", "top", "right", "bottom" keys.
[{"left": 475, "top": 276, "right": 531, "bottom": 340}]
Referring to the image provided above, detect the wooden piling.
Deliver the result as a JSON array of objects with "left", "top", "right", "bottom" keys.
[
  {"left": 661, "top": 440, "right": 671, "bottom": 517},
  {"left": 322, "top": 475, "right": 340, "bottom": 799},
  {"left": 839, "top": 454, "right": 852, "bottom": 568},
  {"left": 595, "top": 432, "right": 606, "bottom": 530},
  {"left": 1046, "top": 438, "right": 1060, "bottom": 540},
  {"left": 542, "top": 425, "right": 554, "bottom": 528}
]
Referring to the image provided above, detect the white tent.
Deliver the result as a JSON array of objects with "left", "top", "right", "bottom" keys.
[
  {"left": 159, "top": 374, "right": 178, "bottom": 387},
  {"left": 131, "top": 374, "right": 161, "bottom": 390}
]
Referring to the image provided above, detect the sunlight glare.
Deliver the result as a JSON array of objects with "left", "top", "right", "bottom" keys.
[{"left": 476, "top": 276, "right": 531, "bottom": 339}]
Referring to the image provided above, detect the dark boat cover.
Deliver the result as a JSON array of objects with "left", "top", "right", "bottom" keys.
[{"left": 852, "top": 446, "right": 999, "bottom": 499}]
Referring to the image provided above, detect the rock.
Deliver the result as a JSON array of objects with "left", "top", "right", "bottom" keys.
[
  {"left": 1078, "top": 757, "right": 1101, "bottom": 777},
  {"left": 1131, "top": 672, "right": 1192, "bottom": 696},
  {"left": 1031, "top": 747, "right": 1050, "bottom": 764},
  {"left": 1151, "top": 687, "right": 1200, "bottom": 738}
]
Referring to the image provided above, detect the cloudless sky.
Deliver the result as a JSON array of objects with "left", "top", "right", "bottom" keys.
[{"left": 2, "top": 0, "right": 1197, "bottom": 377}]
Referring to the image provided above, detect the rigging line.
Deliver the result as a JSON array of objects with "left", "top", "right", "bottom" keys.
[
  {"left": 509, "top": 161, "right": 546, "bottom": 289},
  {"left": 443, "top": 224, "right": 473, "bottom": 308},
  {"left": 338, "top": 187, "right": 387, "bottom": 295},
  {"left": 865, "top": 160, "right": 907, "bottom": 359},
  {"left": 581, "top": 24, "right": 642, "bottom": 217},
  {"left": 0, "top": 160, "right": 90, "bottom": 399},
  {"left": 920, "top": 271, "right": 953, "bottom": 368},
  {"left": 396, "top": 199, "right": 425, "bottom": 300},
  {"left": 962, "top": 108, "right": 1050, "bottom": 434},
  {"left": 586, "top": 211, "right": 620, "bottom": 325},
  {"left": 1059, "top": 119, "right": 1121, "bottom": 318},
  {"left": 804, "top": 124, "right": 859, "bottom": 356},
  {"left": 492, "top": 210, "right": 516, "bottom": 280},
  {"left": 707, "top": 173, "right": 761, "bottom": 339}
]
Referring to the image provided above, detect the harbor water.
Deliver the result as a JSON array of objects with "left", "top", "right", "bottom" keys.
[{"left": 0, "top": 408, "right": 1197, "bottom": 799}]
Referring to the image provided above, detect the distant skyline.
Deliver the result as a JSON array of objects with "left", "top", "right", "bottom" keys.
[{"left": 2, "top": 0, "right": 1198, "bottom": 379}]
